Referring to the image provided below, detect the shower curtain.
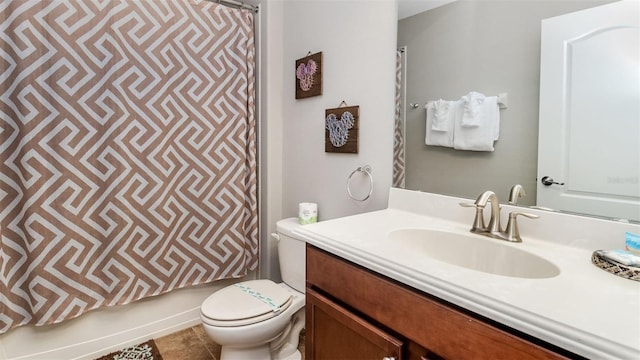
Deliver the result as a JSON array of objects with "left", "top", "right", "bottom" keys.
[
  {"left": 0, "top": 0, "right": 257, "bottom": 333},
  {"left": 393, "top": 50, "right": 406, "bottom": 188}
]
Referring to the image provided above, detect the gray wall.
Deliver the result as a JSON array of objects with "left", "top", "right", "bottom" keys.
[{"left": 398, "top": 0, "right": 614, "bottom": 205}]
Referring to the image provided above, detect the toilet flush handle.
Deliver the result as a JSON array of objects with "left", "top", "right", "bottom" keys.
[{"left": 271, "top": 233, "right": 280, "bottom": 242}]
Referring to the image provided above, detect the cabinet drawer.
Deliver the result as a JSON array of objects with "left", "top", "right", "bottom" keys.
[
  {"left": 306, "top": 245, "right": 568, "bottom": 360},
  {"left": 306, "top": 288, "right": 403, "bottom": 360}
]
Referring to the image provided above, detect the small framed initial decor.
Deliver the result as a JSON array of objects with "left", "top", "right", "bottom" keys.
[
  {"left": 295, "top": 52, "right": 322, "bottom": 99},
  {"left": 325, "top": 104, "right": 359, "bottom": 153}
]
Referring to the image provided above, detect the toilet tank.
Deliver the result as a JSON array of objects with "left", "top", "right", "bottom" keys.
[{"left": 275, "top": 218, "right": 306, "bottom": 293}]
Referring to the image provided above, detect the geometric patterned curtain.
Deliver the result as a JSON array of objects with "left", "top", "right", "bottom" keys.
[
  {"left": 0, "top": 0, "right": 257, "bottom": 333},
  {"left": 393, "top": 49, "right": 406, "bottom": 188}
]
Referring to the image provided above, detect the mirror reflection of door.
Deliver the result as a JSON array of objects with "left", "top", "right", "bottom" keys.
[{"left": 537, "top": 0, "right": 640, "bottom": 221}]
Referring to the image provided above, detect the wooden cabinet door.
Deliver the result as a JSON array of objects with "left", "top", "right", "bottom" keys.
[{"left": 306, "top": 288, "right": 403, "bottom": 360}]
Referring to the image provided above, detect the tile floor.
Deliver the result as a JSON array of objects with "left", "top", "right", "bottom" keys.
[
  {"left": 154, "top": 325, "right": 221, "bottom": 360},
  {"left": 153, "top": 325, "right": 305, "bottom": 360}
]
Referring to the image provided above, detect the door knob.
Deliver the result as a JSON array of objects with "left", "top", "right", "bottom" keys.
[{"left": 541, "top": 176, "right": 564, "bottom": 186}]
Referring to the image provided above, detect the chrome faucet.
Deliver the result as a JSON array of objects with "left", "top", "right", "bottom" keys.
[
  {"left": 474, "top": 190, "right": 502, "bottom": 234},
  {"left": 461, "top": 190, "right": 539, "bottom": 242},
  {"left": 508, "top": 184, "right": 526, "bottom": 205}
]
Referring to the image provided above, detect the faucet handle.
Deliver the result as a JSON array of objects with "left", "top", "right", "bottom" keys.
[
  {"left": 504, "top": 212, "right": 540, "bottom": 242},
  {"left": 510, "top": 212, "right": 540, "bottom": 220},
  {"left": 459, "top": 202, "right": 486, "bottom": 232}
]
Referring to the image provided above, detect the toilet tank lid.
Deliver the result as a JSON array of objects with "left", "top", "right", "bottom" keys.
[{"left": 276, "top": 218, "right": 304, "bottom": 238}]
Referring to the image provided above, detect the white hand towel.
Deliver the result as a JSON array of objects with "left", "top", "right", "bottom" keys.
[
  {"left": 431, "top": 99, "right": 451, "bottom": 131},
  {"left": 460, "top": 91, "right": 486, "bottom": 127},
  {"left": 425, "top": 100, "right": 455, "bottom": 148},
  {"left": 453, "top": 96, "right": 500, "bottom": 151},
  {"left": 601, "top": 249, "right": 640, "bottom": 267}
]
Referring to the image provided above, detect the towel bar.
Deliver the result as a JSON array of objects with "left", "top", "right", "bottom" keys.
[
  {"left": 347, "top": 165, "right": 373, "bottom": 201},
  {"left": 412, "top": 92, "right": 509, "bottom": 110}
]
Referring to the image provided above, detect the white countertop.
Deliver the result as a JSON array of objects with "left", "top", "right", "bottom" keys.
[{"left": 295, "top": 189, "right": 640, "bottom": 360}]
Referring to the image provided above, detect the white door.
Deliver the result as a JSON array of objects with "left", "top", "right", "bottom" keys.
[{"left": 537, "top": 0, "right": 640, "bottom": 221}]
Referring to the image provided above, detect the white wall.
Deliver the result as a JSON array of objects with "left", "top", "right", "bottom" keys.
[
  {"left": 258, "top": 0, "right": 285, "bottom": 281},
  {"left": 280, "top": 0, "right": 397, "bottom": 222}
]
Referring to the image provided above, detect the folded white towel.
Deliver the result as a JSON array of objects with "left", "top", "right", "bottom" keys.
[
  {"left": 601, "top": 249, "right": 640, "bottom": 267},
  {"left": 431, "top": 99, "right": 451, "bottom": 131},
  {"left": 453, "top": 96, "right": 500, "bottom": 151},
  {"left": 425, "top": 100, "right": 456, "bottom": 148},
  {"left": 460, "top": 91, "right": 486, "bottom": 127}
]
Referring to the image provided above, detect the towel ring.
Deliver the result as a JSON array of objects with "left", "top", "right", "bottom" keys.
[{"left": 347, "top": 165, "right": 373, "bottom": 201}]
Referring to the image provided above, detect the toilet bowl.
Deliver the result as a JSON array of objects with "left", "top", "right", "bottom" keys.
[{"left": 200, "top": 218, "right": 306, "bottom": 360}]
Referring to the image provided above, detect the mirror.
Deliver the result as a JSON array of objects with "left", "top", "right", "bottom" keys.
[{"left": 395, "top": 0, "right": 639, "bottom": 222}]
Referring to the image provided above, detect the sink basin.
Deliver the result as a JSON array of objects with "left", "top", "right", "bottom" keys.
[{"left": 387, "top": 229, "right": 560, "bottom": 279}]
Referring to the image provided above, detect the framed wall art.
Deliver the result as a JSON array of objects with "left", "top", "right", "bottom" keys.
[
  {"left": 325, "top": 104, "right": 359, "bottom": 153},
  {"left": 295, "top": 52, "right": 322, "bottom": 99}
]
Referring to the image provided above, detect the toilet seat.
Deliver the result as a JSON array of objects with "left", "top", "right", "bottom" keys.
[{"left": 201, "top": 280, "right": 293, "bottom": 327}]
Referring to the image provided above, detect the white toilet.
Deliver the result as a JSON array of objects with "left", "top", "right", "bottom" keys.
[{"left": 200, "top": 218, "right": 306, "bottom": 360}]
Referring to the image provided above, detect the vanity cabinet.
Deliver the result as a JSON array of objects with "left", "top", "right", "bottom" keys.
[{"left": 305, "top": 245, "right": 575, "bottom": 360}]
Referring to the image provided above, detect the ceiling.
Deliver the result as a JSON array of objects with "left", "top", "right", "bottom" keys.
[{"left": 397, "top": 0, "right": 457, "bottom": 20}]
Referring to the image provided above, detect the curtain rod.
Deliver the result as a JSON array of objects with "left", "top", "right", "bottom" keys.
[{"left": 210, "top": 0, "right": 259, "bottom": 13}]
